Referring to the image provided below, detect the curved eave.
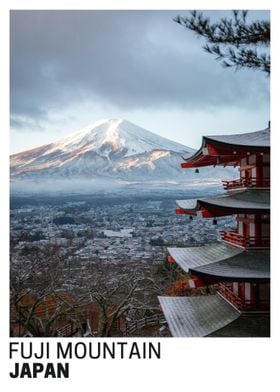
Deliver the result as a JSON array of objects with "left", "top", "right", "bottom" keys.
[
  {"left": 158, "top": 295, "right": 240, "bottom": 337},
  {"left": 189, "top": 270, "right": 270, "bottom": 284},
  {"left": 182, "top": 128, "right": 270, "bottom": 168},
  {"left": 176, "top": 190, "right": 270, "bottom": 217},
  {"left": 181, "top": 150, "right": 240, "bottom": 169},
  {"left": 199, "top": 199, "right": 270, "bottom": 216},
  {"left": 168, "top": 243, "right": 244, "bottom": 272},
  {"left": 168, "top": 245, "right": 270, "bottom": 282},
  {"left": 204, "top": 126, "right": 270, "bottom": 148},
  {"left": 189, "top": 251, "right": 270, "bottom": 283}
]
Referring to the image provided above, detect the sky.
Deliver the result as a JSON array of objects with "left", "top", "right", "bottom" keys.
[{"left": 10, "top": 9, "right": 270, "bottom": 154}]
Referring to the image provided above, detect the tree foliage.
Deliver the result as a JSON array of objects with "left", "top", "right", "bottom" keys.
[{"left": 174, "top": 10, "right": 270, "bottom": 74}]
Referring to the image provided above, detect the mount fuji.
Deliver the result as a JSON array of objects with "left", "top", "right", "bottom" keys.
[{"left": 10, "top": 119, "right": 236, "bottom": 194}]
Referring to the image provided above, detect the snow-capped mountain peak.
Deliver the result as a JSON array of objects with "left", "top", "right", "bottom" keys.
[
  {"left": 10, "top": 118, "right": 236, "bottom": 193},
  {"left": 44, "top": 118, "right": 192, "bottom": 159}
]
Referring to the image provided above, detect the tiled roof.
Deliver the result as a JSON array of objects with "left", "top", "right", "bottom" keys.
[
  {"left": 168, "top": 244, "right": 269, "bottom": 280},
  {"left": 182, "top": 127, "right": 270, "bottom": 161},
  {"left": 168, "top": 243, "right": 243, "bottom": 271},
  {"left": 158, "top": 294, "right": 240, "bottom": 337},
  {"left": 208, "top": 313, "right": 270, "bottom": 337},
  {"left": 176, "top": 189, "right": 270, "bottom": 213},
  {"left": 193, "top": 249, "right": 270, "bottom": 280},
  {"left": 206, "top": 127, "right": 270, "bottom": 148}
]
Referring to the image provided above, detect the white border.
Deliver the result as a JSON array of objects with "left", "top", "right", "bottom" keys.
[{"left": 1, "top": 1, "right": 278, "bottom": 390}]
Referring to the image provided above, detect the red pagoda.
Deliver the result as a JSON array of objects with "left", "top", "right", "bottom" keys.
[{"left": 158, "top": 125, "right": 270, "bottom": 337}]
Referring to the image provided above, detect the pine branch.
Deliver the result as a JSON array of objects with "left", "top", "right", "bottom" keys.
[{"left": 174, "top": 10, "right": 270, "bottom": 74}]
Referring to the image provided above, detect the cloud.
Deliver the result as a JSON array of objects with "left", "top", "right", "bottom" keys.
[{"left": 10, "top": 10, "right": 270, "bottom": 130}]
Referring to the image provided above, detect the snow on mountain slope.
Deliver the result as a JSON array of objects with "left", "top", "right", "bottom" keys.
[
  {"left": 46, "top": 118, "right": 192, "bottom": 157},
  {"left": 10, "top": 118, "right": 237, "bottom": 192},
  {"left": 11, "top": 119, "right": 192, "bottom": 175}
]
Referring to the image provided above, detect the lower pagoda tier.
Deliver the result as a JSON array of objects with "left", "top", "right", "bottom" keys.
[
  {"left": 168, "top": 244, "right": 270, "bottom": 282},
  {"left": 176, "top": 189, "right": 270, "bottom": 217},
  {"left": 158, "top": 294, "right": 240, "bottom": 337},
  {"left": 208, "top": 313, "right": 270, "bottom": 337},
  {"left": 159, "top": 294, "right": 270, "bottom": 337}
]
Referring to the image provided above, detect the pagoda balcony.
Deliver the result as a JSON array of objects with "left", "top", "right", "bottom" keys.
[
  {"left": 218, "top": 283, "right": 270, "bottom": 312},
  {"left": 222, "top": 177, "right": 270, "bottom": 191},
  {"left": 220, "top": 231, "right": 270, "bottom": 249}
]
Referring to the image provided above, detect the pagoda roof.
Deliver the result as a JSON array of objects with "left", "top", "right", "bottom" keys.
[
  {"left": 176, "top": 189, "right": 270, "bottom": 216},
  {"left": 168, "top": 244, "right": 270, "bottom": 281},
  {"left": 193, "top": 250, "right": 269, "bottom": 281},
  {"left": 158, "top": 294, "right": 240, "bottom": 337},
  {"left": 168, "top": 242, "right": 243, "bottom": 269},
  {"left": 182, "top": 127, "right": 270, "bottom": 168},
  {"left": 203, "top": 127, "right": 270, "bottom": 148},
  {"left": 208, "top": 313, "right": 270, "bottom": 337}
]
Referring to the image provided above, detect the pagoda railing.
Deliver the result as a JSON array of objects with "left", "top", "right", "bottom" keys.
[
  {"left": 222, "top": 177, "right": 270, "bottom": 190},
  {"left": 218, "top": 283, "right": 244, "bottom": 310},
  {"left": 218, "top": 283, "right": 270, "bottom": 311},
  {"left": 221, "top": 231, "right": 270, "bottom": 248}
]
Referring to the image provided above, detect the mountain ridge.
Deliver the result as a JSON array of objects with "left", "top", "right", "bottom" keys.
[
  {"left": 10, "top": 118, "right": 236, "bottom": 193},
  {"left": 11, "top": 119, "right": 193, "bottom": 178}
]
